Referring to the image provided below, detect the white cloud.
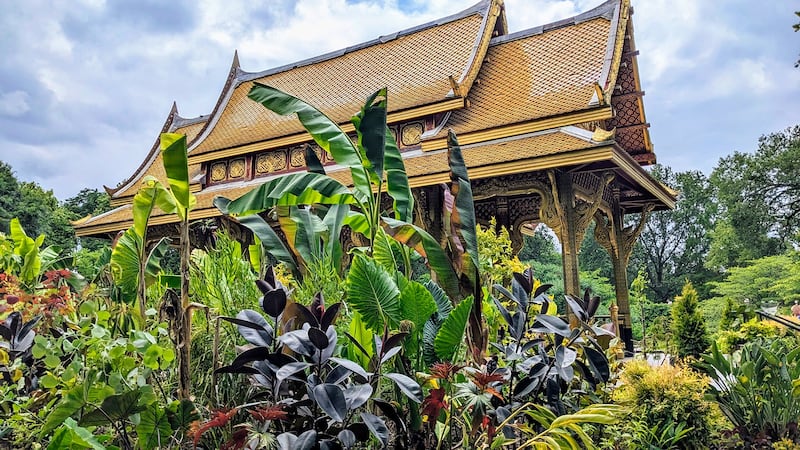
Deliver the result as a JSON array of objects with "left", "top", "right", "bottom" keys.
[{"left": 0, "top": 91, "right": 31, "bottom": 117}]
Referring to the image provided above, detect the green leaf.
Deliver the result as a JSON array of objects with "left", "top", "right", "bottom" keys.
[
  {"left": 46, "top": 427, "right": 73, "bottom": 450},
  {"left": 247, "top": 83, "right": 371, "bottom": 204},
  {"left": 166, "top": 399, "right": 200, "bottom": 431},
  {"left": 435, "top": 296, "right": 473, "bottom": 361},
  {"left": 381, "top": 217, "right": 460, "bottom": 300},
  {"left": 399, "top": 280, "right": 437, "bottom": 332},
  {"left": 352, "top": 88, "right": 387, "bottom": 181},
  {"left": 78, "top": 389, "right": 144, "bottom": 427},
  {"left": 214, "top": 197, "right": 298, "bottom": 275},
  {"left": 62, "top": 417, "right": 106, "bottom": 450},
  {"left": 137, "top": 404, "right": 173, "bottom": 450},
  {"left": 304, "top": 144, "right": 326, "bottom": 175},
  {"left": 160, "top": 133, "right": 195, "bottom": 217},
  {"left": 42, "top": 382, "right": 114, "bottom": 435},
  {"left": 347, "top": 312, "right": 374, "bottom": 369},
  {"left": 383, "top": 125, "right": 413, "bottom": 222},
  {"left": 109, "top": 228, "right": 142, "bottom": 303},
  {"left": 132, "top": 176, "right": 176, "bottom": 237},
  {"left": 219, "top": 172, "right": 356, "bottom": 216},
  {"left": 346, "top": 255, "right": 401, "bottom": 333}
]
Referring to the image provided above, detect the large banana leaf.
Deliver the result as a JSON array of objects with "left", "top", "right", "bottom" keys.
[
  {"left": 219, "top": 172, "right": 357, "bottom": 217},
  {"left": 248, "top": 83, "right": 371, "bottom": 204},
  {"left": 381, "top": 217, "right": 460, "bottom": 300},
  {"left": 276, "top": 205, "right": 326, "bottom": 269},
  {"left": 214, "top": 197, "right": 298, "bottom": 275},
  {"left": 383, "top": 125, "right": 413, "bottom": 222},
  {"left": 133, "top": 177, "right": 176, "bottom": 237},
  {"left": 434, "top": 296, "right": 474, "bottom": 361},
  {"left": 346, "top": 254, "right": 402, "bottom": 333},
  {"left": 320, "top": 204, "right": 349, "bottom": 273},
  {"left": 445, "top": 130, "right": 479, "bottom": 281},
  {"left": 9, "top": 218, "right": 40, "bottom": 285},
  {"left": 352, "top": 88, "right": 387, "bottom": 182},
  {"left": 160, "top": 133, "right": 196, "bottom": 218}
]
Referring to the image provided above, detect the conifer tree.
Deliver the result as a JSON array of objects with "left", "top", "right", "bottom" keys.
[{"left": 671, "top": 281, "right": 710, "bottom": 359}]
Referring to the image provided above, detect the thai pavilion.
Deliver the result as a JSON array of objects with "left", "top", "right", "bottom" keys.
[{"left": 73, "top": 0, "right": 676, "bottom": 352}]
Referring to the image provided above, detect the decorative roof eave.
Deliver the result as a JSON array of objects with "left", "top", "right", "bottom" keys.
[
  {"left": 186, "top": 0, "right": 496, "bottom": 157},
  {"left": 596, "top": 0, "right": 629, "bottom": 105},
  {"left": 610, "top": 144, "right": 676, "bottom": 209},
  {"left": 104, "top": 102, "right": 180, "bottom": 198},
  {"left": 449, "top": 0, "right": 506, "bottom": 98},
  {"left": 622, "top": 11, "right": 653, "bottom": 153},
  {"left": 420, "top": 106, "right": 613, "bottom": 152}
]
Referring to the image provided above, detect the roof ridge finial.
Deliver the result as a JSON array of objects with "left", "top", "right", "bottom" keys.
[{"left": 232, "top": 50, "right": 240, "bottom": 70}]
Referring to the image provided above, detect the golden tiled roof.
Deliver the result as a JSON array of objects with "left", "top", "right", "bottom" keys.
[
  {"left": 188, "top": 0, "right": 502, "bottom": 158},
  {"left": 432, "top": 16, "right": 613, "bottom": 139}
]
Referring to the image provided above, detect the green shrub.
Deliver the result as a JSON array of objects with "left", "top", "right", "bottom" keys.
[
  {"left": 671, "top": 281, "right": 709, "bottom": 360},
  {"left": 613, "top": 360, "right": 723, "bottom": 449}
]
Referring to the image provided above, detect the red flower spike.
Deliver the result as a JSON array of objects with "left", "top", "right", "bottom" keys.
[
  {"left": 248, "top": 404, "right": 288, "bottom": 422},
  {"left": 188, "top": 408, "right": 239, "bottom": 449}
]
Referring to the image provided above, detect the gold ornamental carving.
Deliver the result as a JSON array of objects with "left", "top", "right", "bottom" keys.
[
  {"left": 228, "top": 158, "right": 246, "bottom": 178},
  {"left": 210, "top": 162, "right": 227, "bottom": 182},
  {"left": 401, "top": 123, "right": 423, "bottom": 146},
  {"left": 256, "top": 151, "right": 288, "bottom": 175},
  {"left": 289, "top": 148, "right": 305, "bottom": 167}
]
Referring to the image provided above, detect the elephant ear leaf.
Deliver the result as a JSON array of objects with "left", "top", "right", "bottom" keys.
[
  {"left": 434, "top": 296, "right": 474, "bottom": 361},
  {"left": 346, "top": 255, "right": 401, "bottom": 333},
  {"left": 137, "top": 404, "right": 173, "bottom": 450}
]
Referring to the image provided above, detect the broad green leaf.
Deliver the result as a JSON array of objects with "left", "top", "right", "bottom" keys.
[
  {"left": 62, "top": 418, "right": 106, "bottom": 450},
  {"left": 132, "top": 177, "right": 176, "bottom": 237},
  {"left": 220, "top": 172, "right": 356, "bottom": 216},
  {"left": 304, "top": 144, "right": 326, "bottom": 175},
  {"left": 41, "top": 382, "right": 115, "bottom": 435},
  {"left": 214, "top": 197, "right": 298, "bottom": 275},
  {"left": 46, "top": 427, "right": 73, "bottom": 450},
  {"left": 446, "top": 131, "right": 479, "bottom": 279},
  {"left": 347, "top": 312, "right": 374, "bottom": 369},
  {"left": 434, "top": 296, "right": 473, "bottom": 361},
  {"left": 381, "top": 217, "right": 460, "bottom": 300},
  {"left": 399, "top": 280, "right": 437, "bottom": 332},
  {"left": 383, "top": 125, "right": 413, "bottom": 222},
  {"left": 346, "top": 255, "right": 401, "bottom": 333},
  {"left": 320, "top": 204, "right": 348, "bottom": 273},
  {"left": 248, "top": 83, "right": 371, "bottom": 204},
  {"left": 166, "top": 399, "right": 200, "bottom": 431},
  {"left": 352, "top": 87, "right": 387, "bottom": 181},
  {"left": 160, "top": 133, "right": 196, "bottom": 217},
  {"left": 137, "top": 404, "right": 173, "bottom": 450},
  {"left": 79, "top": 389, "right": 145, "bottom": 427}
]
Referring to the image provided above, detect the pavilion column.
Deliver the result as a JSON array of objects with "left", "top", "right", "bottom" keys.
[
  {"left": 538, "top": 170, "right": 614, "bottom": 324},
  {"left": 594, "top": 188, "right": 653, "bottom": 353}
]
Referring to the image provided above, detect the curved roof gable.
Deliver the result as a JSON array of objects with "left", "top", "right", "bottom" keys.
[
  {"left": 425, "top": 0, "right": 624, "bottom": 144},
  {"left": 105, "top": 104, "right": 208, "bottom": 201},
  {"left": 187, "top": 0, "right": 504, "bottom": 159}
]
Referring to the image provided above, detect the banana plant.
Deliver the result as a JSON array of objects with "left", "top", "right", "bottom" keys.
[
  {"left": 4, "top": 218, "right": 69, "bottom": 290},
  {"left": 214, "top": 85, "right": 460, "bottom": 297},
  {"left": 110, "top": 133, "right": 197, "bottom": 399}
]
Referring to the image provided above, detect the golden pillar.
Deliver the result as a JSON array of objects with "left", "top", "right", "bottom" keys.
[
  {"left": 537, "top": 170, "right": 614, "bottom": 324},
  {"left": 594, "top": 188, "right": 652, "bottom": 353}
]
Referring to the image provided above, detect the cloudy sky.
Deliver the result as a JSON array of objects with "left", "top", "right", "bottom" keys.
[{"left": 0, "top": 0, "right": 798, "bottom": 200}]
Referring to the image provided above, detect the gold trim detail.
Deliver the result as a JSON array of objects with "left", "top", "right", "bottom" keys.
[
  {"left": 228, "top": 158, "right": 246, "bottom": 178},
  {"left": 421, "top": 107, "right": 612, "bottom": 152},
  {"left": 401, "top": 123, "right": 424, "bottom": 146},
  {"left": 289, "top": 148, "right": 305, "bottom": 167},
  {"left": 255, "top": 151, "right": 288, "bottom": 175},
  {"left": 210, "top": 163, "right": 227, "bottom": 182}
]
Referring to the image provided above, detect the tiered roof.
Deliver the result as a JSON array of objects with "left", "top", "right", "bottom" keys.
[{"left": 74, "top": 0, "right": 671, "bottom": 238}]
